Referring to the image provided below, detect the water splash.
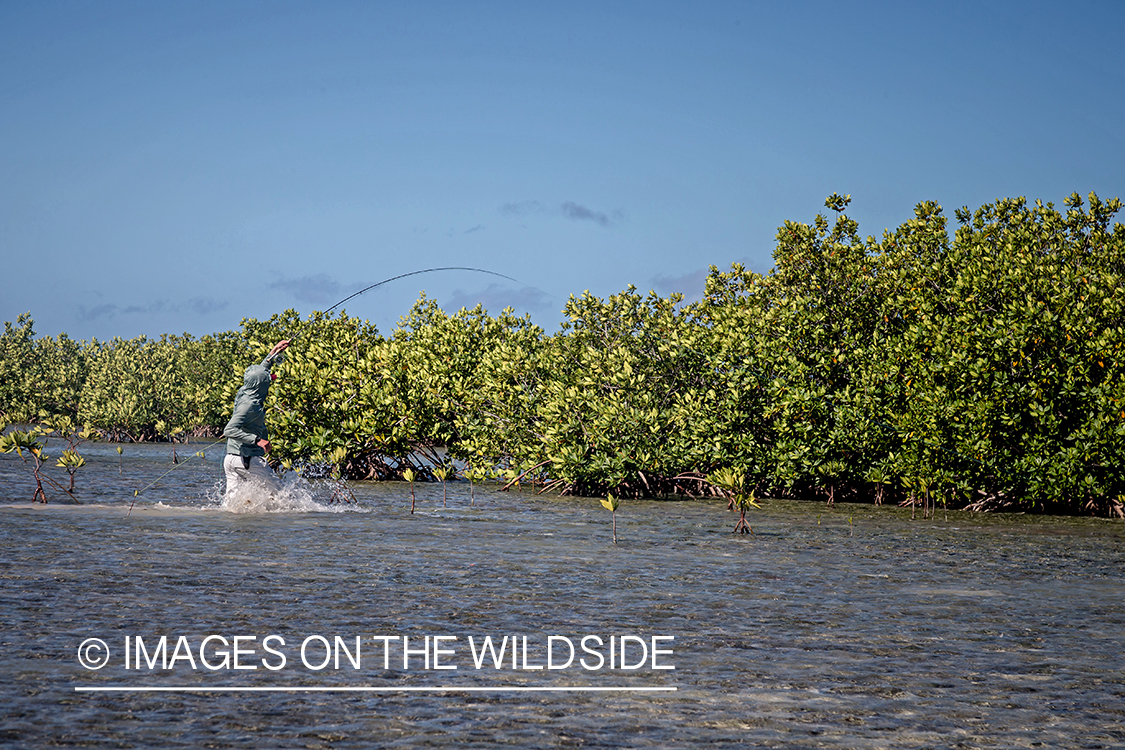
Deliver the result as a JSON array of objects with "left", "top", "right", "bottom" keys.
[{"left": 216, "top": 472, "right": 364, "bottom": 514}]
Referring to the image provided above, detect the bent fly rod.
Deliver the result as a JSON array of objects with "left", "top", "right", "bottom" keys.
[
  {"left": 281, "top": 266, "right": 561, "bottom": 345},
  {"left": 323, "top": 266, "right": 557, "bottom": 315}
]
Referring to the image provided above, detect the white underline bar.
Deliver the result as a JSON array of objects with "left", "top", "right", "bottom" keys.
[{"left": 75, "top": 686, "right": 677, "bottom": 693}]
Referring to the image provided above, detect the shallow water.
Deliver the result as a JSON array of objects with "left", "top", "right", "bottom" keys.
[{"left": 1, "top": 442, "right": 1124, "bottom": 748}]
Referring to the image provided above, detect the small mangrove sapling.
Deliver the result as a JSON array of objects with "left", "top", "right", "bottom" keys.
[
  {"left": 56, "top": 450, "right": 86, "bottom": 494},
  {"left": 732, "top": 490, "right": 761, "bottom": 534},
  {"left": 433, "top": 464, "right": 452, "bottom": 507},
  {"left": 0, "top": 427, "right": 52, "bottom": 503},
  {"left": 53, "top": 421, "right": 93, "bottom": 496},
  {"left": 463, "top": 465, "right": 488, "bottom": 505},
  {"left": 707, "top": 467, "right": 761, "bottom": 535},
  {"left": 600, "top": 492, "right": 620, "bottom": 544},
  {"left": 403, "top": 467, "right": 417, "bottom": 514}
]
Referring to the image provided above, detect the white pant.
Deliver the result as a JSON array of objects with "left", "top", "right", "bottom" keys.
[{"left": 223, "top": 454, "right": 281, "bottom": 497}]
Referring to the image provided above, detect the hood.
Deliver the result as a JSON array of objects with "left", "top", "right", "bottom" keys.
[{"left": 235, "top": 364, "right": 272, "bottom": 404}]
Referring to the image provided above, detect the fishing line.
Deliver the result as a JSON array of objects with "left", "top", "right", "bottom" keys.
[{"left": 127, "top": 438, "right": 227, "bottom": 515}]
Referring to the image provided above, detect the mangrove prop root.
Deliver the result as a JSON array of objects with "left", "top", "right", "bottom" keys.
[
  {"left": 499, "top": 459, "right": 552, "bottom": 492},
  {"left": 734, "top": 510, "right": 753, "bottom": 535}
]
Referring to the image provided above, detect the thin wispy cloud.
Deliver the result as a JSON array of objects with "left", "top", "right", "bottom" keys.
[
  {"left": 650, "top": 260, "right": 762, "bottom": 304},
  {"left": 442, "top": 283, "right": 558, "bottom": 319},
  {"left": 186, "top": 298, "right": 227, "bottom": 316},
  {"left": 77, "top": 297, "right": 228, "bottom": 322},
  {"left": 499, "top": 200, "right": 544, "bottom": 217},
  {"left": 499, "top": 200, "right": 623, "bottom": 228},
  {"left": 650, "top": 268, "right": 710, "bottom": 303},
  {"left": 269, "top": 273, "right": 343, "bottom": 305},
  {"left": 77, "top": 304, "right": 120, "bottom": 321},
  {"left": 561, "top": 201, "right": 622, "bottom": 228}
]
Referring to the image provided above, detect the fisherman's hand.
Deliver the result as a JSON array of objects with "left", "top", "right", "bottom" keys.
[
  {"left": 269, "top": 340, "right": 291, "bottom": 357},
  {"left": 257, "top": 438, "right": 272, "bottom": 453}
]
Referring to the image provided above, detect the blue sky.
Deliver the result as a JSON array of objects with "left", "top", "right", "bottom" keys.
[{"left": 2, "top": 1, "right": 1122, "bottom": 341}]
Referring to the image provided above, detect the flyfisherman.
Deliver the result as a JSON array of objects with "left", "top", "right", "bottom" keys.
[{"left": 222, "top": 339, "right": 290, "bottom": 497}]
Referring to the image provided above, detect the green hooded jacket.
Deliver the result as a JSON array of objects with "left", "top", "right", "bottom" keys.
[{"left": 223, "top": 353, "right": 282, "bottom": 457}]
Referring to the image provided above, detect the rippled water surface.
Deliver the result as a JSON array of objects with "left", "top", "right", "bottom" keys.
[{"left": 2, "top": 442, "right": 1124, "bottom": 748}]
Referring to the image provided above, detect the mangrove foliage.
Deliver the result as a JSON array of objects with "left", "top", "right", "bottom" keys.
[{"left": 2, "top": 194, "right": 1123, "bottom": 515}]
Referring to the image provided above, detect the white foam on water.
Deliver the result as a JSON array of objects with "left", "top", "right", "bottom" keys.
[{"left": 215, "top": 472, "right": 365, "bottom": 514}]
